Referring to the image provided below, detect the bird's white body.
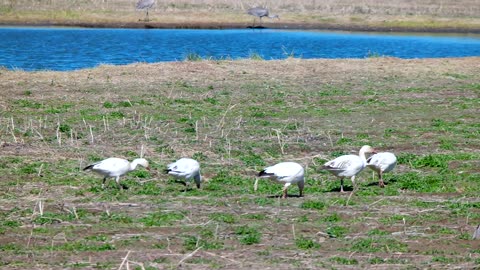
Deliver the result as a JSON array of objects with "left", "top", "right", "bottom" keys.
[
  {"left": 323, "top": 145, "right": 375, "bottom": 192},
  {"left": 257, "top": 162, "right": 304, "bottom": 198},
  {"left": 366, "top": 152, "right": 397, "bottom": 187},
  {"left": 165, "top": 158, "right": 202, "bottom": 189},
  {"left": 83, "top": 157, "right": 149, "bottom": 189}
]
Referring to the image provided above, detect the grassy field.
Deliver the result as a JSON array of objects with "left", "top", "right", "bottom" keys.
[
  {"left": 1, "top": 0, "right": 480, "bottom": 31},
  {"left": 0, "top": 57, "right": 479, "bottom": 269}
]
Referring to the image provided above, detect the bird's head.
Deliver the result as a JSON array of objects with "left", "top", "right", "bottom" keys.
[
  {"left": 135, "top": 158, "right": 150, "bottom": 169},
  {"left": 359, "top": 145, "right": 376, "bottom": 155}
]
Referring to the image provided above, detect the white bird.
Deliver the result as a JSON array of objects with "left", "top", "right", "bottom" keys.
[
  {"left": 322, "top": 145, "right": 376, "bottom": 193},
  {"left": 255, "top": 162, "right": 305, "bottom": 198},
  {"left": 136, "top": 0, "right": 155, "bottom": 22},
  {"left": 247, "top": 7, "right": 279, "bottom": 28},
  {"left": 83, "top": 157, "right": 149, "bottom": 189},
  {"left": 164, "top": 158, "right": 202, "bottom": 190},
  {"left": 366, "top": 152, "right": 397, "bottom": 187}
]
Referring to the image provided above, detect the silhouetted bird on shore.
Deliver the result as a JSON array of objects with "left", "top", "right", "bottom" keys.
[
  {"left": 136, "top": 0, "right": 155, "bottom": 22},
  {"left": 247, "top": 7, "right": 279, "bottom": 28}
]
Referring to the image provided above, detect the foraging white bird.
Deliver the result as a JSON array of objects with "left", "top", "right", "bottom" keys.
[
  {"left": 83, "top": 157, "right": 149, "bottom": 189},
  {"left": 322, "top": 145, "right": 376, "bottom": 193},
  {"left": 256, "top": 162, "right": 305, "bottom": 198},
  {"left": 366, "top": 152, "right": 397, "bottom": 187},
  {"left": 164, "top": 158, "right": 202, "bottom": 189}
]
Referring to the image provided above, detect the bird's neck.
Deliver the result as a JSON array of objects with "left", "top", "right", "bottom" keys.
[
  {"left": 358, "top": 150, "right": 368, "bottom": 164},
  {"left": 129, "top": 160, "right": 140, "bottom": 171}
]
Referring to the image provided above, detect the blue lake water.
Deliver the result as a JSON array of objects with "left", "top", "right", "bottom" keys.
[{"left": 1, "top": 27, "right": 480, "bottom": 71}]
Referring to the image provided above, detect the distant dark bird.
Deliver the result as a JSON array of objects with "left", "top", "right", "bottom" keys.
[
  {"left": 83, "top": 157, "right": 149, "bottom": 189},
  {"left": 322, "top": 145, "right": 376, "bottom": 193},
  {"left": 165, "top": 158, "right": 202, "bottom": 190},
  {"left": 136, "top": 0, "right": 155, "bottom": 22},
  {"left": 255, "top": 162, "right": 305, "bottom": 198},
  {"left": 246, "top": 7, "right": 279, "bottom": 28},
  {"left": 366, "top": 152, "right": 397, "bottom": 188}
]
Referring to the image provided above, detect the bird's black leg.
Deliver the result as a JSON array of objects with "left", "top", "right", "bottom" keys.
[{"left": 102, "top": 177, "right": 107, "bottom": 189}]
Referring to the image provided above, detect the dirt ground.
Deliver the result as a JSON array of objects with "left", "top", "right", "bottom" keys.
[{"left": 0, "top": 57, "right": 480, "bottom": 269}]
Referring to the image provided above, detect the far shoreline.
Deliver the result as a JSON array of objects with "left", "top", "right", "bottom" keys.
[{"left": 1, "top": 21, "right": 480, "bottom": 34}]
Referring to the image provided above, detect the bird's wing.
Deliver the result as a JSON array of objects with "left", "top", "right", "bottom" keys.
[
  {"left": 272, "top": 163, "right": 303, "bottom": 177},
  {"left": 166, "top": 159, "right": 199, "bottom": 176},
  {"left": 324, "top": 155, "right": 357, "bottom": 170},
  {"left": 367, "top": 152, "right": 397, "bottom": 167}
]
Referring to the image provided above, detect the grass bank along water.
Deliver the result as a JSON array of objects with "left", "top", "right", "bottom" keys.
[
  {"left": 1, "top": 0, "right": 480, "bottom": 32},
  {"left": 0, "top": 57, "right": 480, "bottom": 268}
]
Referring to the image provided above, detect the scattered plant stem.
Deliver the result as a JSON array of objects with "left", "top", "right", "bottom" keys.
[
  {"left": 178, "top": 246, "right": 203, "bottom": 266},
  {"left": 118, "top": 250, "right": 131, "bottom": 270}
]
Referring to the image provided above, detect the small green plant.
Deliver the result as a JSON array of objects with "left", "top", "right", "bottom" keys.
[
  {"left": 14, "top": 99, "right": 42, "bottom": 108},
  {"left": 140, "top": 211, "right": 184, "bottom": 226},
  {"left": 349, "top": 237, "right": 408, "bottom": 253},
  {"left": 103, "top": 101, "right": 114, "bottom": 108},
  {"left": 329, "top": 256, "right": 358, "bottom": 265},
  {"left": 185, "top": 52, "right": 203, "bottom": 61},
  {"left": 300, "top": 200, "right": 326, "bottom": 210},
  {"left": 192, "top": 152, "right": 207, "bottom": 161},
  {"left": 323, "top": 213, "right": 341, "bottom": 222},
  {"left": 248, "top": 51, "right": 263, "bottom": 60},
  {"left": 336, "top": 137, "right": 353, "bottom": 145},
  {"left": 209, "top": 212, "right": 236, "bottom": 223},
  {"left": 235, "top": 225, "right": 261, "bottom": 245},
  {"left": 239, "top": 152, "right": 265, "bottom": 167},
  {"left": 183, "top": 235, "right": 223, "bottom": 251},
  {"left": 326, "top": 225, "right": 347, "bottom": 238},
  {"left": 366, "top": 50, "right": 382, "bottom": 58},
  {"left": 58, "top": 123, "right": 71, "bottom": 133},
  {"left": 367, "top": 228, "right": 389, "bottom": 236},
  {"left": 295, "top": 236, "right": 321, "bottom": 249}
]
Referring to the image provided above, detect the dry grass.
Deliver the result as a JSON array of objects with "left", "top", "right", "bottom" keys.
[
  {"left": 1, "top": 57, "right": 480, "bottom": 268},
  {"left": 1, "top": 0, "right": 480, "bottom": 30}
]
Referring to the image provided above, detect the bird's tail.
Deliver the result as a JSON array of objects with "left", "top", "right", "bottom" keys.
[
  {"left": 164, "top": 169, "right": 171, "bottom": 174},
  {"left": 258, "top": 170, "right": 274, "bottom": 177},
  {"left": 83, "top": 164, "right": 94, "bottom": 171}
]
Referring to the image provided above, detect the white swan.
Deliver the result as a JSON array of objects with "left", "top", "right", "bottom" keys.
[
  {"left": 366, "top": 152, "right": 397, "bottom": 187},
  {"left": 165, "top": 158, "right": 202, "bottom": 189},
  {"left": 322, "top": 145, "right": 376, "bottom": 192},
  {"left": 83, "top": 157, "right": 149, "bottom": 189},
  {"left": 256, "top": 162, "right": 305, "bottom": 198}
]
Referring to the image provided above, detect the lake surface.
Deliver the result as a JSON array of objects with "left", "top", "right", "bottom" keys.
[{"left": 1, "top": 27, "right": 480, "bottom": 71}]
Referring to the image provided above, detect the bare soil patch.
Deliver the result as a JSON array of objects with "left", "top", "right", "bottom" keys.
[{"left": 0, "top": 57, "right": 479, "bottom": 269}]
